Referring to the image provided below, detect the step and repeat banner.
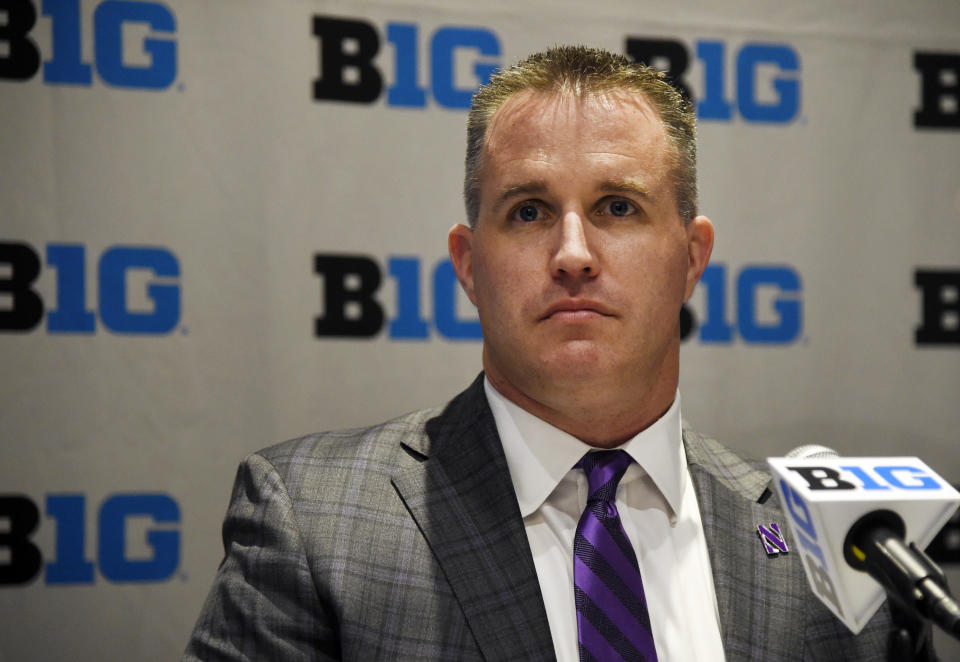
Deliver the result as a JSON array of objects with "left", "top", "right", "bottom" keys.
[{"left": 2, "top": 1, "right": 959, "bottom": 659}]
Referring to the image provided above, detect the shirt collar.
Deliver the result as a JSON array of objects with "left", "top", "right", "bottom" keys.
[{"left": 485, "top": 377, "right": 686, "bottom": 520}]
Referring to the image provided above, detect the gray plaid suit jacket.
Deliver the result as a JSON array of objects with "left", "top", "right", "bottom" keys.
[{"left": 184, "top": 374, "right": 912, "bottom": 661}]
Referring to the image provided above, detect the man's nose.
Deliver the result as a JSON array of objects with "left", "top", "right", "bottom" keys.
[{"left": 550, "top": 211, "right": 599, "bottom": 279}]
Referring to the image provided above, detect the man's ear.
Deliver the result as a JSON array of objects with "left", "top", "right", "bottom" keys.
[
  {"left": 448, "top": 223, "right": 478, "bottom": 306},
  {"left": 683, "top": 216, "right": 714, "bottom": 301}
]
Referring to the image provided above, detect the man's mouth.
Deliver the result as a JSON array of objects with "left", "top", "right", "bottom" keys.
[{"left": 541, "top": 299, "right": 615, "bottom": 321}]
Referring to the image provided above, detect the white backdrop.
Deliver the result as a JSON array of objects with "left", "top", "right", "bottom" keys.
[{"left": 1, "top": 0, "right": 958, "bottom": 659}]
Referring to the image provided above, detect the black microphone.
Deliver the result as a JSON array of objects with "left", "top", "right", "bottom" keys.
[{"left": 844, "top": 508, "right": 960, "bottom": 639}]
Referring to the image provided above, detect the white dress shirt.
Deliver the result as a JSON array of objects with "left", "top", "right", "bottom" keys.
[{"left": 484, "top": 378, "right": 726, "bottom": 662}]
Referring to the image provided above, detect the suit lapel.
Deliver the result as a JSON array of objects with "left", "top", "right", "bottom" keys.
[
  {"left": 685, "top": 428, "right": 810, "bottom": 662},
  {"left": 391, "top": 375, "right": 556, "bottom": 662}
]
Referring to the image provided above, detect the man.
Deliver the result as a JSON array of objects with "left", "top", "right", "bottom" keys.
[{"left": 185, "top": 46, "right": 912, "bottom": 661}]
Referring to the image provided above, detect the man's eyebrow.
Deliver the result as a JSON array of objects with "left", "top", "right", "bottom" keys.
[
  {"left": 601, "top": 179, "right": 651, "bottom": 199},
  {"left": 491, "top": 181, "right": 549, "bottom": 214}
]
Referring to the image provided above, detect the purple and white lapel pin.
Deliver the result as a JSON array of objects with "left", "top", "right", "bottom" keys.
[{"left": 757, "top": 522, "right": 789, "bottom": 556}]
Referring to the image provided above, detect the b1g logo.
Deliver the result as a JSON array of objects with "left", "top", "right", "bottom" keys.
[
  {"left": 0, "top": 493, "right": 180, "bottom": 584},
  {"left": 778, "top": 481, "right": 843, "bottom": 615},
  {"left": 786, "top": 464, "right": 943, "bottom": 492},
  {"left": 313, "top": 254, "right": 802, "bottom": 345},
  {"left": 315, "top": 254, "right": 480, "bottom": 340},
  {"left": 0, "top": 241, "right": 181, "bottom": 334},
  {"left": 0, "top": 0, "right": 177, "bottom": 89},
  {"left": 915, "top": 269, "right": 960, "bottom": 346},
  {"left": 682, "top": 263, "right": 803, "bottom": 344},
  {"left": 626, "top": 36, "right": 801, "bottom": 123},
  {"left": 312, "top": 15, "right": 500, "bottom": 108},
  {"left": 914, "top": 51, "right": 960, "bottom": 129}
]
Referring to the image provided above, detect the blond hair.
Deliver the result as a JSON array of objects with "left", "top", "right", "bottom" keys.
[{"left": 464, "top": 45, "right": 697, "bottom": 226}]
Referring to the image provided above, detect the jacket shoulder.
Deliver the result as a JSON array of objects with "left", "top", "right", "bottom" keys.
[{"left": 249, "top": 405, "right": 442, "bottom": 492}]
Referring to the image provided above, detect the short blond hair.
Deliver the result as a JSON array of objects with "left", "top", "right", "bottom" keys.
[{"left": 464, "top": 45, "right": 697, "bottom": 226}]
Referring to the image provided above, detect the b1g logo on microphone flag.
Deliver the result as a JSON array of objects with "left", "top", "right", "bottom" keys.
[{"left": 767, "top": 456, "right": 960, "bottom": 634}]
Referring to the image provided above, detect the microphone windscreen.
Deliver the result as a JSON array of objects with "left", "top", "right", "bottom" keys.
[{"left": 785, "top": 444, "right": 839, "bottom": 460}]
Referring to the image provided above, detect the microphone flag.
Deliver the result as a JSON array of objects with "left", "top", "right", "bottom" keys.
[{"left": 767, "top": 455, "right": 960, "bottom": 634}]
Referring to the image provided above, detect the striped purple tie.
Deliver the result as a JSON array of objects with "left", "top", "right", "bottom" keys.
[{"left": 574, "top": 450, "right": 658, "bottom": 662}]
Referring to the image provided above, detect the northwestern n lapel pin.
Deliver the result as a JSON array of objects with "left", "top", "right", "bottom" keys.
[{"left": 757, "top": 522, "right": 789, "bottom": 556}]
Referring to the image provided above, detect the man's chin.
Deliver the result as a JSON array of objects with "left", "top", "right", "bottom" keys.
[
  {"left": 536, "top": 343, "right": 614, "bottom": 380},
  {"left": 485, "top": 341, "right": 617, "bottom": 392}
]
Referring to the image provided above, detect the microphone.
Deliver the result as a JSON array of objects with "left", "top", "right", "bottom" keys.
[
  {"left": 844, "top": 508, "right": 960, "bottom": 638},
  {"left": 766, "top": 447, "right": 960, "bottom": 637}
]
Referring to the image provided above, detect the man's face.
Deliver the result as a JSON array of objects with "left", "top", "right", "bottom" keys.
[{"left": 450, "top": 90, "right": 713, "bottom": 427}]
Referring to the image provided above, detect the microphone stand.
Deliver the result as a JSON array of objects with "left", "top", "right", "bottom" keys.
[{"left": 888, "top": 593, "right": 935, "bottom": 662}]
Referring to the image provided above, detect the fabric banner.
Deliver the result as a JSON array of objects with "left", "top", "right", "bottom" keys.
[{"left": 1, "top": 1, "right": 958, "bottom": 659}]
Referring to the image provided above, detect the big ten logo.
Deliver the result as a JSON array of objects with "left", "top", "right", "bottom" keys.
[
  {"left": 681, "top": 263, "right": 802, "bottom": 344},
  {"left": 0, "top": 0, "right": 177, "bottom": 89},
  {"left": 0, "top": 493, "right": 180, "bottom": 584},
  {"left": 312, "top": 14, "right": 500, "bottom": 108},
  {"left": 778, "top": 480, "right": 844, "bottom": 616},
  {"left": 625, "top": 37, "right": 801, "bottom": 123},
  {"left": 914, "top": 51, "right": 960, "bottom": 129},
  {"left": 314, "top": 254, "right": 479, "bottom": 340},
  {"left": 915, "top": 269, "right": 960, "bottom": 346},
  {"left": 786, "top": 464, "right": 943, "bottom": 492},
  {"left": 0, "top": 241, "right": 181, "bottom": 334}
]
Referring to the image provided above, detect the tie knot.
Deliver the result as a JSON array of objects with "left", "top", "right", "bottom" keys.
[{"left": 578, "top": 450, "right": 632, "bottom": 503}]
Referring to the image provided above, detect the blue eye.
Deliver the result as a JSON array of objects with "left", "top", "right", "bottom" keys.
[
  {"left": 609, "top": 200, "right": 633, "bottom": 217},
  {"left": 515, "top": 204, "right": 539, "bottom": 222}
]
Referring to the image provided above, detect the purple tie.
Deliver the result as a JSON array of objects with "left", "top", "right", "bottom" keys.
[{"left": 574, "top": 450, "right": 658, "bottom": 662}]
